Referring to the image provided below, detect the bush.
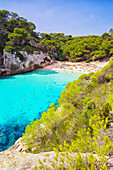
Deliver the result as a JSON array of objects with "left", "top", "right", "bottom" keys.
[
  {"left": 22, "top": 45, "right": 36, "bottom": 54},
  {"left": 85, "top": 58, "right": 92, "bottom": 63},
  {"left": 22, "top": 61, "right": 113, "bottom": 156},
  {"left": 36, "top": 116, "right": 113, "bottom": 169},
  {"left": 4, "top": 46, "right": 16, "bottom": 53}
]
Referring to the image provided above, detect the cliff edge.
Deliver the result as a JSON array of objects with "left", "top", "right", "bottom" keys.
[{"left": 0, "top": 51, "right": 53, "bottom": 76}]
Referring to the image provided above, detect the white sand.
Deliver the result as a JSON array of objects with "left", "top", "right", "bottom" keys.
[{"left": 44, "top": 61, "right": 109, "bottom": 74}]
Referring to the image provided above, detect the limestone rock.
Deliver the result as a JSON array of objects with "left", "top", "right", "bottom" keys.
[{"left": 0, "top": 51, "right": 53, "bottom": 76}]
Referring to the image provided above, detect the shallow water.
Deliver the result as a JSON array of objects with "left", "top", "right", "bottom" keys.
[{"left": 0, "top": 69, "right": 82, "bottom": 151}]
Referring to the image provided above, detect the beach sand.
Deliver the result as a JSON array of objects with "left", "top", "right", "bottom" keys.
[{"left": 44, "top": 60, "right": 109, "bottom": 74}]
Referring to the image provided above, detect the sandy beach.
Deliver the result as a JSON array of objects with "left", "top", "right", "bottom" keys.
[{"left": 44, "top": 60, "right": 109, "bottom": 74}]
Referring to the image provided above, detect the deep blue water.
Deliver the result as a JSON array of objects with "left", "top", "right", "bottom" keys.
[{"left": 0, "top": 69, "right": 81, "bottom": 151}]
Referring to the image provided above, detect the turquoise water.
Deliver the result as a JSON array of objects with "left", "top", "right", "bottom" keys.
[{"left": 0, "top": 69, "right": 81, "bottom": 151}]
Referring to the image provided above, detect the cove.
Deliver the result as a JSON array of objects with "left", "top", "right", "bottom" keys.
[{"left": 0, "top": 69, "right": 82, "bottom": 152}]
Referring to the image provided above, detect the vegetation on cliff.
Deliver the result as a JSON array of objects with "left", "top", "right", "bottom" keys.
[
  {"left": 0, "top": 9, "right": 113, "bottom": 169},
  {"left": 36, "top": 116, "right": 113, "bottom": 169},
  {"left": 22, "top": 60, "right": 113, "bottom": 152},
  {"left": 0, "top": 9, "right": 113, "bottom": 62},
  {"left": 0, "top": 10, "right": 37, "bottom": 55},
  {"left": 21, "top": 61, "right": 113, "bottom": 168}
]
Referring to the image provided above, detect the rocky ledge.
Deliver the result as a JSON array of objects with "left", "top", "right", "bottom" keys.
[
  {"left": 0, "top": 138, "right": 113, "bottom": 170},
  {"left": 0, "top": 51, "right": 54, "bottom": 76}
]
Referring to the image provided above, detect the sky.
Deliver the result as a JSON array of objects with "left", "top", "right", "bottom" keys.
[{"left": 0, "top": 0, "right": 113, "bottom": 36}]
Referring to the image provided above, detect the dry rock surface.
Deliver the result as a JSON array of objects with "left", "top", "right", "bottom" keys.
[
  {"left": 0, "top": 138, "right": 113, "bottom": 170},
  {"left": 0, "top": 51, "right": 53, "bottom": 76}
]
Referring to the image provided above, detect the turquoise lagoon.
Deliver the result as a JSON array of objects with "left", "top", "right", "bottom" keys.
[{"left": 0, "top": 69, "right": 82, "bottom": 151}]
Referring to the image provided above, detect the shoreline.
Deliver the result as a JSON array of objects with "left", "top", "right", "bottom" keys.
[
  {"left": 0, "top": 60, "right": 109, "bottom": 152},
  {"left": 0, "top": 60, "right": 109, "bottom": 78},
  {"left": 0, "top": 61, "right": 51, "bottom": 78},
  {"left": 44, "top": 60, "right": 109, "bottom": 74},
  {"left": 0, "top": 60, "right": 113, "bottom": 169}
]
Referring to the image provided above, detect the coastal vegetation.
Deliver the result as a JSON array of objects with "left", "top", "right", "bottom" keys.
[
  {"left": 39, "top": 32, "right": 113, "bottom": 62},
  {"left": 0, "top": 9, "right": 37, "bottom": 56},
  {"left": 0, "top": 9, "right": 113, "bottom": 62},
  {"left": 22, "top": 60, "right": 113, "bottom": 169},
  {"left": 0, "top": 9, "right": 113, "bottom": 168}
]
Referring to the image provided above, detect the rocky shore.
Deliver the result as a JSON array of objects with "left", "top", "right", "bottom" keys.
[
  {"left": 0, "top": 50, "right": 109, "bottom": 77},
  {"left": 0, "top": 123, "right": 113, "bottom": 169},
  {"left": 0, "top": 51, "right": 54, "bottom": 77},
  {"left": 0, "top": 137, "right": 113, "bottom": 170},
  {"left": 0, "top": 56, "right": 112, "bottom": 169}
]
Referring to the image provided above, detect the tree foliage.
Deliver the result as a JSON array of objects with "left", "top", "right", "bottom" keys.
[
  {"left": 38, "top": 31, "right": 113, "bottom": 61},
  {"left": 1, "top": 9, "right": 113, "bottom": 62},
  {"left": 0, "top": 9, "right": 37, "bottom": 55},
  {"left": 22, "top": 60, "right": 113, "bottom": 155}
]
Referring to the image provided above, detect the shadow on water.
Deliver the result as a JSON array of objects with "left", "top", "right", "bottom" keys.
[
  {"left": 30, "top": 69, "right": 59, "bottom": 76},
  {"left": 0, "top": 69, "right": 59, "bottom": 80},
  {"left": 17, "top": 69, "right": 59, "bottom": 76},
  {"left": 0, "top": 75, "right": 16, "bottom": 80}
]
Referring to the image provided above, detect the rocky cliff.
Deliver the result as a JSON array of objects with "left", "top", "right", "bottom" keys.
[{"left": 0, "top": 51, "right": 53, "bottom": 76}]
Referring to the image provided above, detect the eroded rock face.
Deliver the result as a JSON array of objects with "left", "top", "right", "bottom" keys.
[{"left": 0, "top": 51, "right": 53, "bottom": 76}]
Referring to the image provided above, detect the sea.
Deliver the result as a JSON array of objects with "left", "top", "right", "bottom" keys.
[{"left": 0, "top": 69, "right": 82, "bottom": 151}]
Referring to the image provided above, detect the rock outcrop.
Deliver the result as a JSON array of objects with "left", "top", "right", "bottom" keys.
[
  {"left": 0, "top": 51, "right": 53, "bottom": 76},
  {"left": 0, "top": 137, "right": 113, "bottom": 170}
]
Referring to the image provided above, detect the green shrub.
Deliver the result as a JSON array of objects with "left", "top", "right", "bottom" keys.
[
  {"left": 36, "top": 116, "right": 113, "bottom": 169},
  {"left": 85, "top": 58, "right": 92, "bottom": 63},
  {"left": 22, "top": 45, "right": 36, "bottom": 54},
  {"left": 4, "top": 46, "right": 16, "bottom": 53},
  {"left": 22, "top": 61, "right": 113, "bottom": 156}
]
